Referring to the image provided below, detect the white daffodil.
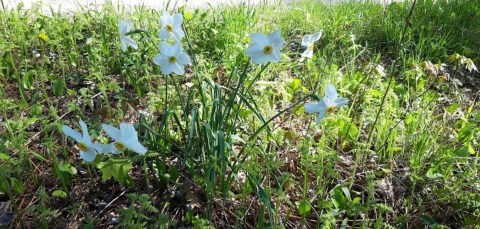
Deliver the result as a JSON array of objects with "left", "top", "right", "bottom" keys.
[
  {"left": 153, "top": 42, "right": 191, "bottom": 75},
  {"left": 159, "top": 12, "right": 185, "bottom": 42},
  {"left": 102, "top": 123, "right": 147, "bottom": 155},
  {"left": 118, "top": 19, "right": 138, "bottom": 51},
  {"left": 246, "top": 29, "right": 284, "bottom": 65},
  {"left": 300, "top": 31, "right": 322, "bottom": 61},
  {"left": 304, "top": 84, "right": 349, "bottom": 125},
  {"left": 62, "top": 120, "right": 101, "bottom": 162}
]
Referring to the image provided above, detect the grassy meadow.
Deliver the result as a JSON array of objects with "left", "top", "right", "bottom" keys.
[{"left": 0, "top": 0, "right": 479, "bottom": 228}]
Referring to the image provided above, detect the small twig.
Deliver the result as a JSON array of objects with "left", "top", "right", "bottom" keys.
[{"left": 95, "top": 187, "right": 130, "bottom": 218}]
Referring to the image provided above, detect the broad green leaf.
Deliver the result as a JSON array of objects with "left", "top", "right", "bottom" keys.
[
  {"left": 53, "top": 79, "right": 64, "bottom": 96},
  {"left": 419, "top": 215, "right": 437, "bottom": 225},
  {"left": 22, "top": 71, "right": 34, "bottom": 90},
  {"left": 58, "top": 163, "right": 77, "bottom": 175},
  {"left": 10, "top": 178, "right": 25, "bottom": 194},
  {"left": 31, "top": 151, "right": 47, "bottom": 161},
  {"left": 0, "top": 153, "right": 10, "bottom": 161},
  {"left": 168, "top": 166, "right": 179, "bottom": 182},
  {"left": 97, "top": 159, "right": 133, "bottom": 185},
  {"left": 288, "top": 78, "right": 301, "bottom": 91},
  {"left": 446, "top": 104, "right": 460, "bottom": 112},
  {"left": 52, "top": 190, "right": 67, "bottom": 198},
  {"left": 330, "top": 186, "right": 347, "bottom": 210},
  {"left": 297, "top": 200, "right": 311, "bottom": 216}
]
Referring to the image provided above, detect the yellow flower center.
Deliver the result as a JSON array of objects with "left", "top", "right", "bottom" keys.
[
  {"left": 308, "top": 44, "right": 314, "bottom": 51},
  {"left": 327, "top": 106, "right": 336, "bottom": 113},
  {"left": 114, "top": 142, "right": 127, "bottom": 151},
  {"left": 263, "top": 45, "right": 273, "bottom": 54},
  {"left": 168, "top": 56, "right": 177, "bottom": 63},
  {"left": 166, "top": 24, "right": 173, "bottom": 32},
  {"left": 76, "top": 143, "right": 88, "bottom": 152}
]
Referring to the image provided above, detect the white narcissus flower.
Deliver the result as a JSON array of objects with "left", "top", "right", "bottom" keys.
[
  {"left": 153, "top": 42, "right": 191, "bottom": 75},
  {"left": 300, "top": 31, "right": 322, "bottom": 61},
  {"left": 118, "top": 19, "right": 138, "bottom": 51},
  {"left": 159, "top": 12, "right": 185, "bottom": 42},
  {"left": 102, "top": 123, "right": 147, "bottom": 155},
  {"left": 304, "top": 84, "right": 349, "bottom": 125},
  {"left": 62, "top": 120, "right": 101, "bottom": 162},
  {"left": 246, "top": 29, "right": 284, "bottom": 65}
]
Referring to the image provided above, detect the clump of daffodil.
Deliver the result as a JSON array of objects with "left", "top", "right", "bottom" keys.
[
  {"left": 300, "top": 31, "right": 322, "bottom": 61},
  {"left": 118, "top": 19, "right": 138, "bottom": 51},
  {"left": 62, "top": 120, "right": 102, "bottom": 162},
  {"left": 102, "top": 123, "right": 147, "bottom": 155},
  {"left": 153, "top": 42, "right": 191, "bottom": 75},
  {"left": 159, "top": 12, "right": 185, "bottom": 42},
  {"left": 246, "top": 29, "right": 284, "bottom": 64},
  {"left": 304, "top": 84, "right": 349, "bottom": 124}
]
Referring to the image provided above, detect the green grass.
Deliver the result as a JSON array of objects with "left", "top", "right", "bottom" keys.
[{"left": 0, "top": 0, "right": 479, "bottom": 228}]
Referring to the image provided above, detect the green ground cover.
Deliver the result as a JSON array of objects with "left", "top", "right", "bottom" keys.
[{"left": 0, "top": 0, "right": 479, "bottom": 228}]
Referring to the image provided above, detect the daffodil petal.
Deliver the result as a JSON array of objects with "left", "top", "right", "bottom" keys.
[
  {"left": 124, "top": 37, "right": 138, "bottom": 50},
  {"left": 120, "top": 40, "right": 128, "bottom": 52},
  {"left": 316, "top": 110, "right": 327, "bottom": 125},
  {"left": 269, "top": 29, "right": 284, "bottom": 49},
  {"left": 124, "top": 19, "right": 133, "bottom": 33},
  {"left": 304, "top": 102, "right": 325, "bottom": 113},
  {"left": 94, "top": 143, "right": 115, "bottom": 154},
  {"left": 312, "top": 31, "right": 323, "bottom": 41},
  {"left": 177, "top": 53, "right": 191, "bottom": 65},
  {"left": 79, "top": 120, "right": 91, "bottom": 142},
  {"left": 322, "top": 96, "right": 336, "bottom": 108},
  {"left": 118, "top": 20, "right": 127, "bottom": 36},
  {"left": 250, "top": 33, "right": 268, "bottom": 44},
  {"left": 62, "top": 125, "right": 82, "bottom": 142},
  {"left": 81, "top": 126, "right": 95, "bottom": 146},
  {"left": 160, "top": 62, "right": 174, "bottom": 75},
  {"left": 126, "top": 140, "right": 147, "bottom": 155},
  {"left": 335, "top": 98, "right": 349, "bottom": 107},
  {"left": 160, "top": 13, "right": 172, "bottom": 27},
  {"left": 172, "top": 29, "right": 185, "bottom": 42},
  {"left": 270, "top": 48, "right": 282, "bottom": 63},
  {"left": 159, "top": 29, "right": 169, "bottom": 40},
  {"left": 171, "top": 63, "right": 185, "bottom": 75},
  {"left": 172, "top": 43, "right": 183, "bottom": 54},
  {"left": 251, "top": 53, "right": 269, "bottom": 65},
  {"left": 246, "top": 43, "right": 268, "bottom": 64},
  {"left": 80, "top": 149, "right": 97, "bottom": 162},
  {"left": 89, "top": 143, "right": 103, "bottom": 153},
  {"left": 119, "top": 123, "right": 137, "bottom": 143},
  {"left": 153, "top": 54, "right": 164, "bottom": 66},
  {"left": 325, "top": 84, "right": 338, "bottom": 100},
  {"left": 246, "top": 42, "right": 262, "bottom": 55},
  {"left": 102, "top": 124, "right": 122, "bottom": 141},
  {"left": 301, "top": 49, "right": 313, "bottom": 59},
  {"left": 160, "top": 42, "right": 172, "bottom": 56},
  {"left": 302, "top": 34, "right": 313, "bottom": 47},
  {"left": 172, "top": 13, "right": 183, "bottom": 28}
]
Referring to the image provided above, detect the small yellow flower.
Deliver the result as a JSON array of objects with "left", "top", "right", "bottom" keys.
[
  {"left": 39, "top": 33, "right": 50, "bottom": 41},
  {"left": 184, "top": 11, "right": 193, "bottom": 21}
]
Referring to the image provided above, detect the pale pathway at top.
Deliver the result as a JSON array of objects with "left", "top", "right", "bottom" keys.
[
  {"left": 4, "top": 0, "right": 276, "bottom": 12},
  {"left": 4, "top": 0, "right": 401, "bottom": 12}
]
